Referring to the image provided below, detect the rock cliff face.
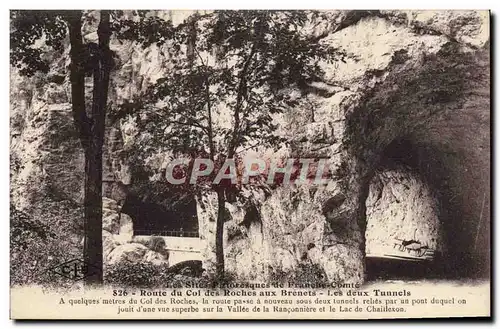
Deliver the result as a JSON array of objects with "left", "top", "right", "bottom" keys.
[
  {"left": 10, "top": 10, "right": 490, "bottom": 284},
  {"left": 195, "top": 10, "right": 490, "bottom": 283},
  {"left": 198, "top": 166, "right": 444, "bottom": 282}
]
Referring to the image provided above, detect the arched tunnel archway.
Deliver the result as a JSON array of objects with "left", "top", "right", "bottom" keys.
[
  {"left": 364, "top": 138, "right": 442, "bottom": 280},
  {"left": 353, "top": 46, "right": 490, "bottom": 282},
  {"left": 364, "top": 134, "right": 490, "bottom": 281}
]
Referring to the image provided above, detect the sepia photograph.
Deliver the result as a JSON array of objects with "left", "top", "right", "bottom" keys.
[{"left": 8, "top": 9, "right": 491, "bottom": 319}]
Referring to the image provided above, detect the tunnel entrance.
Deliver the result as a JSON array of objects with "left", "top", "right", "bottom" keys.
[
  {"left": 364, "top": 137, "right": 444, "bottom": 281},
  {"left": 364, "top": 130, "right": 490, "bottom": 282},
  {"left": 121, "top": 190, "right": 199, "bottom": 238}
]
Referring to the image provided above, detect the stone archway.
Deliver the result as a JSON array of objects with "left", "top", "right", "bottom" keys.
[
  {"left": 345, "top": 43, "right": 490, "bottom": 281},
  {"left": 364, "top": 139, "right": 444, "bottom": 280}
]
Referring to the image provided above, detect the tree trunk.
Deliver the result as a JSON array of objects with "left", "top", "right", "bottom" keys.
[
  {"left": 215, "top": 188, "right": 225, "bottom": 281},
  {"left": 83, "top": 146, "right": 103, "bottom": 285},
  {"left": 84, "top": 10, "right": 112, "bottom": 286},
  {"left": 67, "top": 10, "right": 112, "bottom": 286},
  {"left": 67, "top": 11, "right": 90, "bottom": 148},
  {"left": 66, "top": 12, "right": 99, "bottom": 285}
]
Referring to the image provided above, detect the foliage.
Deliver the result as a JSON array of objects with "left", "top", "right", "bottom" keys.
[
  {"left": 105, "top": 260, "right": 208, "bottom": 288},
  {"left": 10, "top": 10, "right": 119, "bottom": 77},
  {"left": 105, "top": 261, "right": 166, "bottom": 287},
  {"left": 146, "top": 236, "right": 167, "bottom": 252},
  {"left": 11, "top": 203, "right": 55, "bottom": 252},
  {"left": 10, "top": 200, "right": 82, "bottom": 287},
  {"left": 112, "top": 11, "right": 174, "bottom": 48},
  {"left": 10, "top": 10, "right": 68, "bottom": 76},
  {"left": 269, "top": 262, "right": 329, "bottom": 286},
  {"left": 116, "top": 10, "right": 346, "bottom": 176},
  {"left": 110, "top": 10, "right": 349, "bottom": 278}
]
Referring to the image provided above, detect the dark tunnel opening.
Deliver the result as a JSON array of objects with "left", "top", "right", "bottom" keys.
[
  {"left": 121, "top": 193, "right": 199, "bottom": 237},
  {"left": 365, "top": 136, "right": 489, "bottom": 282}
]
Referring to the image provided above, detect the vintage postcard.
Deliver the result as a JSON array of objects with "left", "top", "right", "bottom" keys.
[{"left": 9, "top": 9, "right": 490, "bottom": 319}]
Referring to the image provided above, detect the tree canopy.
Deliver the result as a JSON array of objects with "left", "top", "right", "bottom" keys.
[{"left": 114, "top": 11, "right": 346, "bottom": 187}]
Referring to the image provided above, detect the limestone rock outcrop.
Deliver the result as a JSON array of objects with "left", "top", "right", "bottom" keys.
[
  {"left": 195, "top": 10, "right": 489, "bottom": 283},
  {"left": 10, "top": 10, "right": 490, "bottom": 284}
]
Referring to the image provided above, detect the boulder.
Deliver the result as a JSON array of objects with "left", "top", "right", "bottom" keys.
[
  {"left": 103, "top": 212, "right": 120, "bottom": 234},
  {"left": 107, "top": 243, "right": 149, "bottom": 265},
  {"left": 102, "top": 197, "right": 127, "bottom": 234},
  {"left": 270, "top": 248, "right": 298, "bottom": 274},
  {"left": 143, "top": 249, "right": 169, "bottom": 266},
  {"left": 45, "top": 83, "right": 68, "bottom": 104}
]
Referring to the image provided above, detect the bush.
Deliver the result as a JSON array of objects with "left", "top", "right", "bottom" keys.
[
  {"left": 11, "top": 203, "right": 55, "bottom": 250},
  {"left": 105, "top": 261, "right": 169, "bottom": 288},
  {"left": 146, "top": 236, "right": 168, "bottom": 255},
  {"left": 10, "top": 199, "right": 82, "bottom": 287},
  {"left": 269, "top": 262, "right": 329, "bottom": 286},
  {"left": 105, "top": 260, "right": 206, "bottom": 288}
]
